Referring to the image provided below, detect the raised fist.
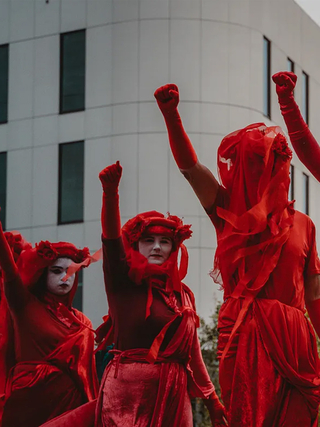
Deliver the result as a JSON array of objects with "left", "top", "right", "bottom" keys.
[
  {"left": 154, "top": 84, "right": 180, "bottom": 115},
  {"left": 272, "top": 71, "right": 297, "bottom": 100},
  {"left": 99, "top": 161, "right": 122, "bottom": 193}
]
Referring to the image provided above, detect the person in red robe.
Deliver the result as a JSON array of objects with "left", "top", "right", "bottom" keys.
[
  {"left": 273, "top": 71, "right": 320, "bottom": 182},
  {"left": 154, "top": 84, "right": 320, "bottom": 426},
  {"left": 40, "top": 161, "right": 227, "bottom": 427},
  {"left": 0, "top": 221, "right": 99, "bottom": 427},
  {"left": 96, "top": 161, "right": 227, "bottom": 426}
]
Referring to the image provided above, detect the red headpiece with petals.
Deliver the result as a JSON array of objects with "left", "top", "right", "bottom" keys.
[
  {"left": 4, "top": 231, "right": 32, "bottom": 262},
  {"left": 122, "top": 211, "right": 192, "bottom": 318},
  {"left": 122, "top": 211, "right": 192, "bottom": 249},
  {"left": 16, "top": 241, "right": 92, "bottom": 306}
]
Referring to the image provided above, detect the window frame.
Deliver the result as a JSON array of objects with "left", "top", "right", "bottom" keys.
[
  {"left": 0, "top": 151, "right": 7, "bottom": 229},
  {"left": 263, "top": 36, "right": 271, "bottom": 119},
  {"left": 0, "top": 44, "right": 9, "bottom": 125},
  {"left": 58, "top": 140, "right": 85, "bottom": 225},
  {"left": 59, "top": 29, "right": 86, "bottom": 115}
]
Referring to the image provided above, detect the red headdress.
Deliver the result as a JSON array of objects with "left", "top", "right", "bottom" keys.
[
  {"left": 122, "top": 211, "right": 192, "bottom": 317},
  {"left": 16, "top": 241, "right": 92, "bottom": 308},
  {"left": 212, "top": 123, "right": 294, "bottom": 359}
]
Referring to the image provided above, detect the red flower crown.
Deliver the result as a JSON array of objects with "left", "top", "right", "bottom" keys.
[
  {"left": 36, "top": 240, "right": 90, "bottom": 263},
  {"left": 122, "top": 211, "right": 192, "bottom": 247}
]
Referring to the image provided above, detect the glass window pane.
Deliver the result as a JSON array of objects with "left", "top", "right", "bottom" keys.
[
  {"left": 289, "top": 164, "right": 294, "bottom": 201},
  {"left": 0, "top": 45, "right": 9, "bottom": 124},
  {"left": 60, "top": 30, "right": 85, "bottom": 113},
  {"left": 73, "top": 269, "right": 83, "bottom": 311},
  {"left": 59, "top": 141, "right": 84, "bottom": 224},
  {"left": 302, "top": 71, "right": 309, "bottom": 125},
  {"left": 287, "top": 58, "right": 294, "bottom": 73},
  {"left": 0, "top": 152, "right": 7, "bottom": 228},
  {"left": 302, "top": 173, "right": 309, "bottom": 215},
  {"left": 263, "top": 37, "right": 271, "bottom": 118}
]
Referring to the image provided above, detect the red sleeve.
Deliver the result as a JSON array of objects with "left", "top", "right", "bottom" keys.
[
  {"left": 305, "top": 219, "right": 320, "bottom": 277},
  {"left": 102, "top": 236, "right": 129, "bottom": 293},
  {"left": 188, "top": 331, "right": 215, "bottom": 399},
  {"left": 206, "top": 185, "right": 229, "bottom": 233}
]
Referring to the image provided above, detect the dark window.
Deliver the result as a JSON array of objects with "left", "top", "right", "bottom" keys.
[
  {"left": 287, "top": 58, "right": 294, "bottom": 73},
  {"left": 289, "top": 164, "right": 294, "bottom": 201},
  {"left": 58, "top": 141, "right": 84, "bottom": 224},
  {"left": 60, "top": 30, "right": 86, "bottom": 114},
  {"left": 302, "top": 71, "right": 309, "bottom": 125},
  {"left": 302, "top": 172, "right": 309, "bottom": 215},
  {"left": 0, "top": 44, "right": 9, "bottom": 124},
  {"left": 263, "top": 37, "right": 271, "bottom": 118},
  {"left": 0, "top": 152, "right": 7, "bottom": 228},
  {"left": 73, "top": 269, "right": 83, "bottom": 311}
]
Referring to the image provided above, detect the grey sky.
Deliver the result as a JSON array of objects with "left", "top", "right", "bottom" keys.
[{"left": 295, "top": 0, "right": 320, "bottom": 26}]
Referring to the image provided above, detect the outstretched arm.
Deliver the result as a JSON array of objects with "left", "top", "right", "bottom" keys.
[
  {"left": 273, "top": 71, "right": 320, "bottom": 182},
  {"left": 99, "top": 162, "right": 129, "bottom": 293},
  {"left": 154, "top": 84, "right": 219, "bottom": 210},
  {"left": 99, "top": 161, "right": 122, "bottom": 240},
  {"left": 0, "top": 221, "right": 26, "bottom": 309},
  {"left": 190, "top": 332, "right": 228, "bottom": 426}
]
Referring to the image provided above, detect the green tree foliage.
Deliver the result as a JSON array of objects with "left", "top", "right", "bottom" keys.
[{"left": 192, "top": 303, "right": 221, "bottom": 427}]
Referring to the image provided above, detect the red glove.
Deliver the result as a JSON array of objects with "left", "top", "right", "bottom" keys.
[
  {"left": 154, "top": 84, "right": 198, "bottom": 170},
  {"left": 0, "top": 222, "right": 19, "bottom": 281},
  {"left": 99, "top": 161, "right": 122, "bottom": 240},
  {"left": 204, "top": 392, "right": 228, "bottom": 426},
  {"left": 273, "top": 71, "right": 320, "bottom": 182}
]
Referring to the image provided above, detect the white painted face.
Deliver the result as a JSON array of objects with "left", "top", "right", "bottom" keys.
[
  {"left": 138, "top": 234, "right": 173, "bottom": 265},
  {"left": 46, "top": 257, "right": 76, "bottom": 295}
]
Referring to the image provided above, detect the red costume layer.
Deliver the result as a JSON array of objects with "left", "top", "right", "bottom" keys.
[
  {"left": 210, "top": 187, "right": 320, "bottom": 425},
  {"left": 94, "top": 235, "right": 216, "bottom": 426},
  {"left": 155, "top": 86, "right": 320, "bottom": 426},
  {"left": 0, "top": 235, "right": 98, "bottom": 427}
]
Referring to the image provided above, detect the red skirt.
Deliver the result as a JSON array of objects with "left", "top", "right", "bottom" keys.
[
  {"left": 95, "top": 349, "right": 193, "bottom": 427},
  {"left": 218, "top": 298, "right": 320, "bottom": 426}
]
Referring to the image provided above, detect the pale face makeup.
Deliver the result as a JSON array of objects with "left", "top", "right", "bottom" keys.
[
  {"left": 46, "top": 257, "right": 76, "bottom": 295},
  {"left": 138, "top": 234, "right": 173, "bottom": 265}
]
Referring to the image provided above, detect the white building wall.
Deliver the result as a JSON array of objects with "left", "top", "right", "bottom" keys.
[{"left": 1, "top": 0, "right": 320, "bottom": 327}]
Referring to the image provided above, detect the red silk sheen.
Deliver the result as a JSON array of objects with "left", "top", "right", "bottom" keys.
[{"left": 204, "top": 122, "right": 320, "bottom": 424}]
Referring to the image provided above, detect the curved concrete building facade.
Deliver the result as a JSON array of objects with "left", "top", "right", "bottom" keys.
[{"left": 0, "top": 0, "right": 319, "bottom": 325}]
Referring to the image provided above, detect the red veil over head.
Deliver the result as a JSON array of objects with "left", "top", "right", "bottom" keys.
[
  {"left": 213, "top": 123, "right": 294, "bottom": 297},
  {"left": 212, "top": 124, "right": 294, "bottom": 359}
]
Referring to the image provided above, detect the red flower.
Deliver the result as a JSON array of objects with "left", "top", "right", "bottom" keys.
[
  {"left": 272, "top": 134, "right": 292, "bottom": 160},
  {"left": 36, "top": 240, "right": 59, "bottom": 261},
  {"left": 77, "top": 247, "right": 90, "bottom": 263}
]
